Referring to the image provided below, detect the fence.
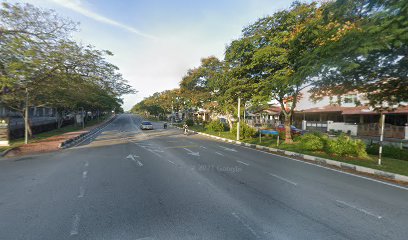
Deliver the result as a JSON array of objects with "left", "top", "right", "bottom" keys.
[
  {"left": 305, "top": 121, "right": 328, "bottom": 132},
  {"left": 8, "top": 117, "right": 74, "bottom": 139},
  {"left": 245, "top": 119, "right": 279, "bottom": 128},
  {"left": 357, "top": 123, "right": 406, "bottom": 139}
]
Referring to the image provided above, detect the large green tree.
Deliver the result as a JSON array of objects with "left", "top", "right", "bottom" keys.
[
  {"left": 179, "top": 56, "right": 223, "bottom": 120},
  {"left": 298, "top": 0, "right": 408, "bottom": 108},
  {"left": 0, "top": 2, "right": 134, "bottom": 138},
  {"left": 225, "top": 2, "right": 321, "bottom": 143}
]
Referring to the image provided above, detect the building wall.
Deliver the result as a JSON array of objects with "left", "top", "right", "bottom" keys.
[{"left": 296, "top": 87, "right": 368, "bottom": 110}]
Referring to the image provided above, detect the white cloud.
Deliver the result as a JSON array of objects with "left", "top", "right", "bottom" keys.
[{"left": 50, "top": 0, "right": 157, "bottom": 40}]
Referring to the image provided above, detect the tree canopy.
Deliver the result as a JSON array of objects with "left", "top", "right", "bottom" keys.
[
  {"left": 132, "top": 0, "right": 406, "bottom": 142},
  {"left": 298, "top": 0, "right": 408, "bottom": 108},
  {"left": 0, "top": 2, "right": 134, "bottom": 117}
]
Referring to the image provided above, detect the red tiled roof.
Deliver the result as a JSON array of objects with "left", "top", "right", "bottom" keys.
[
  {"left": 299, "top": 105, "right": 408, "bottom": 115},
  {"left": 299, "top": 105, "right": 350, "bottom": 113},
  {"left": 342, "top": 106, "right": 408, "bottom": 115},
  {"left": 264, "top": 106, "right": 281, "bottom": 114},
  {"left": 253, "top": 106, "right": 282, "bottom": 115}
]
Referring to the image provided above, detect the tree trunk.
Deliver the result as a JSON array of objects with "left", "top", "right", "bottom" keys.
[
  {"left": 226, "top": 113, "right": 234, "bottom": 131},
  {"left": 284, "top": 114, "right": 293, "bottom": 144},
  {"left": 56, "top": 110, "right": 64, "bottom": 128},
  {"left": 22, "top": 115, "right": 33, "bottom": 138}
]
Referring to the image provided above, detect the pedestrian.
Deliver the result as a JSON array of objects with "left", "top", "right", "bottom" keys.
[{"left": 183, "top": 123, "right": 188, "bottom": 135}]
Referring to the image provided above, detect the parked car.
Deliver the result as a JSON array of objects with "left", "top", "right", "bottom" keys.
[
  {"left": 276, "top": 124, "right": 305, "bottom": 136},
  {"left": 140, "top": 121, "right": 153, "bottom": 130}
]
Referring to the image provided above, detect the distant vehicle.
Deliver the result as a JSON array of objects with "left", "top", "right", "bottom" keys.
[
  {"left": 140, "top": 121, "right": 153, "bottom": 130},
  {"left": 276, "top": 124, "right": 305, "bottom": 136}
]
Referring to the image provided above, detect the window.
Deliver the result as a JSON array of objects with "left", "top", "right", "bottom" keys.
[{"left": 343, "top": 94, "right": 357, "bottom": 104}]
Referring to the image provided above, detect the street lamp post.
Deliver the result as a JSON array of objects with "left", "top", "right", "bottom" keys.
[
  {"left": 378, "top": 113, "right": 385, "bottom": 165},
  {"left": 171, "top": 99, "right": 174, "bottom": 126},
  {"left": 24, "top": 88, "right": 29, "bottom": 144},
  {"left": 237, "top": 97, "right": 241, "bottom": 141}
]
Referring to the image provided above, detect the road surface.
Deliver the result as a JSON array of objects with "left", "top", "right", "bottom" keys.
[{"left": 0, "top": 114, "right": 407, "bottom": 240}]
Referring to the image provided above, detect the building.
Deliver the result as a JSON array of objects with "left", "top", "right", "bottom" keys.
[{"left": 294, "top": 89, "right": 408, "bottom": 140}]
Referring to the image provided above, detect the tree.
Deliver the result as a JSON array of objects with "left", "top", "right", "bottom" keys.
[
  {"left": 224, "top": 2, "right": 320, "bottom": 143},
  {"left": 0, "top": 3, "right": 134, "bottom": 140},
  {"left": 298, "top": 0, "right": 408, "bottom": 108},
  {"left": 179, "top": 56, "right": 223, "bottom": 121}
]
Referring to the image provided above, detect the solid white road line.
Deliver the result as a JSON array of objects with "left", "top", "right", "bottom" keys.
[
  {"left": 233, "top": 144, "right": 408, "bottom": 191},
  {"left": 237, "top": 160, "right": 249, "bottom": 166},
  {"left": 268, "top": 173, "right": 298, "bottom": 186},
  {"left": 336, "top": 200, "right": 383, "bottom": 219},
  {"left": 70, "top": 213, "right": 81, "bottom": 235}
]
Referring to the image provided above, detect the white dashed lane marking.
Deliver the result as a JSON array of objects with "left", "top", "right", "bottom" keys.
[
  {"left": 237, "top": 160, "right": 249, "bottom": 166},
  {"left": 77, "top": 186, "right": 85, "bottom": 198},
  {"left": 70, "top": 213, "right": 81, "bottom": 236},
  {"left": 82, "top": 171, "right": 88, "bottom": 179},
  {"left": 268, "top": 173, "right": 298, "bottom": 186},
  {"left": 336, "top": 200, "right": 383, "bottom": 219},
  {"left": 215, "top": 152, "right": 224, "bottom": 156}
]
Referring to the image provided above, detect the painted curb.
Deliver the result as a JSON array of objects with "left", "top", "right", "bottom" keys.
[{"left": 184, "top": 128, "right": 408, "bottom": 184}]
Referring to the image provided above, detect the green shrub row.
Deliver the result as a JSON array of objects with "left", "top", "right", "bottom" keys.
[
  {"left": 231, "top": 122, "right": 257, "bottom": 139},
  {"left": 298, "top": 133, "right": 368, "bottom": 158},
  {"left": 185, "top": 119, "right": 194, "bottom": 127},
  {"left": 366, "top": 144, "right": 408, "bottom": 161},
  {"left": 205, "top": 120, "right": 226, "bottom": 132}
]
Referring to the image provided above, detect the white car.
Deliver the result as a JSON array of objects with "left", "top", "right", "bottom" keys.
[{"left": 140, "top": 121, "right": 153, "bottom": 130}]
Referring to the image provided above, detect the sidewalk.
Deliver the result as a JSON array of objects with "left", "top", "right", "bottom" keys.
[
  {"left": 5, "top": 130, "right": 87, "bottom": 157},
  {"left": 4, "top": 119, "right": 109, "bottom": 158}
]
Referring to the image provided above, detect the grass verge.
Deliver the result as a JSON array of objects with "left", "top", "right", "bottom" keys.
[
  {"left": 0, "top": 116, "right": 109, "bottom": 153},
  {"left": 189, "top": 125, "right": 408, "bottom": 176}
]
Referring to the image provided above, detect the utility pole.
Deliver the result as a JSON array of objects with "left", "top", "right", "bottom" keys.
[
  {"left": 82, "top": 109, "right": 85, "bottom": 129},
  {"left": 378, "top": 113, "right": 385, "bottom": 165},
  {"left": 237, "top": 97, "right": 241, "bottom": 141},
  {"left": 243, "top": 102, "right": 246, "bottom": 123},
  {"left": 171, "top": 99, "right": 174, "bottom": 126},
  {"left": 24, "top": 88, "right": 29, "bottom": 144}
]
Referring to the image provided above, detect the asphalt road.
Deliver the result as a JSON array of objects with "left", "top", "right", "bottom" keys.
[{"left": 0, "top": 114, "right": 407, "bottom": 240}]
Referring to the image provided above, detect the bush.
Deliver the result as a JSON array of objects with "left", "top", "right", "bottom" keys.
[
  {"left": 298, "top": 133, "right": 325, "bottom": 151},
  {"left": 231, "top": 122, "right": 257, "bottom": 139},
  {"left": 326, "top": 134, "right": 368, "bottom": 158},
  {"left": 278, "top": 130, "right": 286, "bottom": 140},
  {"left": 206, "top": 120, "right": 225, "bottom": 132},
  {"left": 185, "top": 119, "right": 194, "bottom": 127},
  {"left": 366, "top": 144, "right": 408, "bottom": 161}
]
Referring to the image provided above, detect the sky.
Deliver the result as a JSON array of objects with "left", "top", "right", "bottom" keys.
[{"left": 11, "top": 0, "right": 298, "bottom": 110}]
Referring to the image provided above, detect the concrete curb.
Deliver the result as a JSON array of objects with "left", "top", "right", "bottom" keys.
[
  {"left": 0, "top": 147, "right": 14, "bottom": 157},
  {"left": 59, "top": 115, "right": 117, "bottom": 149},
  {"left": 181, "top": 128, "right": 408, "bottom": 184}
]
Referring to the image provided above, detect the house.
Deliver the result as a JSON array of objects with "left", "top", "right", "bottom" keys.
[
  {"left": 245, "top": 105, "right": 281, "bottom": 127},
  {"left": 293, "top": 89, "right": 408, "bottom": 140}
]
